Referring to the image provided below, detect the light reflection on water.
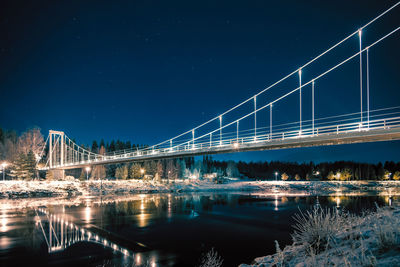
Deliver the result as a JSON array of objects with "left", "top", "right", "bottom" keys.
[
  {"left": 1, "top": 210, "right": 7, "bottom": 232},
  {"left": 0, "top": 191, "right": 398, "bottom": 266}
]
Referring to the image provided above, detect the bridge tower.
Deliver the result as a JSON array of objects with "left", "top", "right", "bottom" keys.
[{"left": 48, "top": 130, "right": 65, "bottom": 177}]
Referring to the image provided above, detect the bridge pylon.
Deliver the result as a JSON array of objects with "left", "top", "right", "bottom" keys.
[{"left": 49, "top": 130, "right": 65, "bottom": 169}]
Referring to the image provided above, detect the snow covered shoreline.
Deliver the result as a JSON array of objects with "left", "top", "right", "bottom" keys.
[
  {"left": 240, "top": 205, "right": 400, "bottom": 266},
  {"left": 0, "top": 179, "right": 399, "bottom": 200}
]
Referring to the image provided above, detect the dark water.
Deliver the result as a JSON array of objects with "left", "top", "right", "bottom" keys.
[{"left": 0, "top": 192, "right": 396, "bottom": 267}]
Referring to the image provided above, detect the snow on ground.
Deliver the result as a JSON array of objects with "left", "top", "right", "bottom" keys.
[
  {"left": 0, "top": 179, "right": 400, "bottom": 200},
  {"left": 240, "top": 205, "right": 400, "bottom": 267}
]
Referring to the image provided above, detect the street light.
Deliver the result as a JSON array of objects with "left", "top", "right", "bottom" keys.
[
  {"left": 85, "top": 167, "right": 91, "bottom": 181},
  {"left": 140, "top": 168, "right": 145, "bottom": 179},
  {"left": 275, "top": 172, "right": 278, "bottom": 181},
  {"left": 1, "top": 162, "right": 8, "bottom": 181}
]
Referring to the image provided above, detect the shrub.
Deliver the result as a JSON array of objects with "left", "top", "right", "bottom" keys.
[
  {"left": 374, "top": 207, "right": 400, "bottom": 252},
  {"left": 199, "top": 248, "right": 223, "bottom": 267},
  {"left": 292, "top": 206, "right": 348, "bottom": 254}
]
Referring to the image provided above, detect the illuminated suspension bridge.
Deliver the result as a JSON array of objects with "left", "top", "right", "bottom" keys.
[{"left": 38, "top": 2, "right": 400, "bottom": 171}]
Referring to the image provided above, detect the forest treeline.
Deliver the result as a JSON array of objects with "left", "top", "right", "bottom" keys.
[{"left": 1, "top": 127, "right": 400, "bottom": 181}]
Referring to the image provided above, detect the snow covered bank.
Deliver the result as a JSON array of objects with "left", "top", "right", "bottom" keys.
[
  {"left": 240, "top": 205, "right": 400, "bottom": 266},
  {"left": 0, "top": 180, "right": 400, "bottom": 199}
]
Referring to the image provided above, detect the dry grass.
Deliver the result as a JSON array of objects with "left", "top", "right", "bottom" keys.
[
  {"left": 199, "top": 248, "right": 224, "bottom": 267},
  {"left": 291, "top": 206, "right": 350, "bottom": 253}
]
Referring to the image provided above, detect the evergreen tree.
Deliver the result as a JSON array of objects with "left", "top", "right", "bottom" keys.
[
  {"left": 125, "top": 141, "right": 131, "bottom": 150},
  {"left": 179, "top": 159, "right": 187, "bottom": 178},
  {"left": 109, "top": 140, "right": 116, "bottom": 152},
  {"left": 91, "top": 146, "right": 106, "bottom": 179},
  {"left": 25, "top": 150, "right": 37, "bottom": 180},
  {"left": 115, "top": 165, "right": 129, "bottom": 179},
  {"left": 10, "top": 153, "right": 28, "bottom": 179},
  {"left": 129, "top": 163, "right": 142, "bottom": 179},
  {"left": 0, "top": 128, "right": 3, "bottom": 144},
  {"left": 99, "top": 139, "right": 105, "bottom": 149},
  {"left": 91, "top": 140, "right": 99, "bottom": 153},
  {"left": 226, "top": 161, "right": 239, "bottom": 178},
  {"left": 144, "top": 161, "right": 157, "bottom": 176}
]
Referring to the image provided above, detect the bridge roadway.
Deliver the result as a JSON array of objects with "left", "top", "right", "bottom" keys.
[{"left": 50, "top": 123, "right": 400, "bottom": 170}]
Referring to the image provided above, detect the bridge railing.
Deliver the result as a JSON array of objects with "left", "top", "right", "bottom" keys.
[{"left": 46, "top": 113, "right": 400, "bottom": 169}]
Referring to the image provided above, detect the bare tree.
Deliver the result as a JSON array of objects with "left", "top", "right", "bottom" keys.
[
  {"left": 17, "top": 128, "right": 45, "bottom": 159},
  {"left": 166, "top": 159, "right": 178, "bottom": 180}
]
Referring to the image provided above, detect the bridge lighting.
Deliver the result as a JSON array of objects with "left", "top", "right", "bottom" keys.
[
  {"left": 1, "top": 162, "right": 8, "bottom": 181},
  {"left": 275, "top": 172, "right": 278, "bottom": 181},
  {"left": 233, "top": 142, "right": 239, "bottom": 149},
  {"left": 358, "top": 29, "right": 362, "bottom": 36}
]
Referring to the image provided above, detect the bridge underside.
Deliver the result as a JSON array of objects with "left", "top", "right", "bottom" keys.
[{"left": 52, "top": 127, "right": 400, "bottom": 170}]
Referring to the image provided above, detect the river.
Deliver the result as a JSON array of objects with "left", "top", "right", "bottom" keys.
[{"left": 0, "top": 192, "right": 396, "bottom": 266}]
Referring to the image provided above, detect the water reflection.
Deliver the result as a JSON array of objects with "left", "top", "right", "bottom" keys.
[
  {"left": 84, "top": 205, "right": 91, "bottom": 223},
  {"left": 0, "top": 190, "right": 399, "bottom": 266},
  {"left": 1, "top": 210, "right": 7, "bottom": 232},
  {"left": 35, "top": 207, "right": 132, "bottom": 257}
]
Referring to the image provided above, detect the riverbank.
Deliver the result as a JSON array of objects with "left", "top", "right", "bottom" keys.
[
  {"left": 240, "top": 205, "right": 400, "bottom": 266},
  {"left": 0, "top": 180, "right": 400, "bottom": 200}
]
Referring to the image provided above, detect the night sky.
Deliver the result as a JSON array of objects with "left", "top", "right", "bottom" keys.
[{"left": 1, "top": 0, "right": 399, "bottom": 163}]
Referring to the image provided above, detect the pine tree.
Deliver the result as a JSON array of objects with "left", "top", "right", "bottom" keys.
[
  {"left": 99, "top": 139, "right": 105, "bottom": 149},
  {"left": 144, "top": 161, "right": 157, "bottom": 176},
  {"left": 115, "top": 166, "right": 122, "bottom": 179},
  {"left": 109, "top": 140, "right": 116, "bottom": 152},
  {"left": 115, "top": 165, "right": 129, "bottom": 179},
  {"left": 226, "top": 161, "right": 239, "bottom": 178},
  {"left": 91, "top": 146, "right": 106, "bottom": 179},
  {"left": 121, "top": 165, "right": 129, "bottom": 179},
  {"left": 129, "top": 163, "right": 142, "bottom": 179},
  {"left": 25, "top": 150, "right": 37, "bottom": 180},
  {"left": 10, "top": 153, "right": 28, "bottom": 179},
  {"left": 91, "top": 141, "right": 99, "bottom": 153}
]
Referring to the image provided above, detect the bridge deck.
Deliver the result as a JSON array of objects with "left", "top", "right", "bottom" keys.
[{"left": 49, "top": 126, "right": 400, "bottom": 170}]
